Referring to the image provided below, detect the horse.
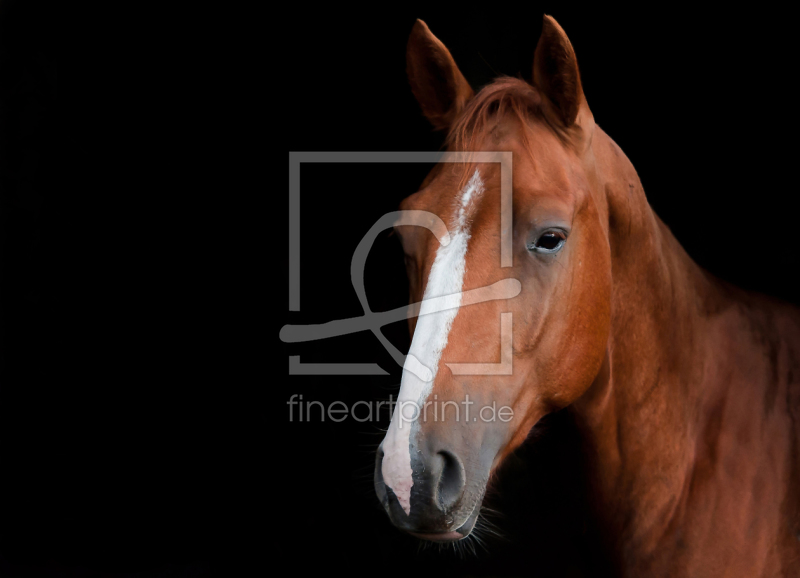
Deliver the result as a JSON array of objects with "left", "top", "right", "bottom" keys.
[{"left": 373, "top": 15, "right": 800, "bottom": 576}]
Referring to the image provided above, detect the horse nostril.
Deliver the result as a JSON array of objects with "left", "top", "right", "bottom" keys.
[
  {"left": 374, "top": 446, "right": 390, "bottom": 509},
  {"left": 436, "top": 450, "right": 465, "bottom": 511},
  {"left": 374, "top": 446, "right": 386, "bottom": 486}
]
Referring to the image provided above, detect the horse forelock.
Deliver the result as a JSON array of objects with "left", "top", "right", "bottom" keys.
[
  {"left": 445, "top": 76, "right": 574, "bottom": 192},
  {"left": 447, "top": 77, "right": 543, "bottom": 149}
]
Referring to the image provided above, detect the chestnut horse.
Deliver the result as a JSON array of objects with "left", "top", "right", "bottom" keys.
[{"left": 373, "top": 15, "right": 800, "bottom": 577}]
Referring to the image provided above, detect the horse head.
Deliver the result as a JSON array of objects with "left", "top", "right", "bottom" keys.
[{"left": 375, "top": 16, "right": 614, "bottom": 542}]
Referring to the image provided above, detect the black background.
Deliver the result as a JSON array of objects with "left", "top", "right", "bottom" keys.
[{"left": 1, "top": 2, "right": 797, "bottom": 577}]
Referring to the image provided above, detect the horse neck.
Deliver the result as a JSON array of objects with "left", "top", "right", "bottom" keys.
[
  {"left": 570, "top": 126, "right": 727, "bottom": 541},
  {"left": 561, "top": 126, "right": 800, "bottom": 575}
]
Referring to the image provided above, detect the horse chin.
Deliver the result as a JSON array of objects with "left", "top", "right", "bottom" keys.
[{"left": 409, "top": 530, "right": 465, "bottom": 542}]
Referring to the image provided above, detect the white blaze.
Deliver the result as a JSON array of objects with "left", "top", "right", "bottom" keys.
[{"left": 381, "top": 169, "right": 484, "bottom": 515}]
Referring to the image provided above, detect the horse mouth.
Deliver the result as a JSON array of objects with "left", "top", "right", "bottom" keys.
[{"left": 407, "top": 499, "right": 482, "bottom": 542}]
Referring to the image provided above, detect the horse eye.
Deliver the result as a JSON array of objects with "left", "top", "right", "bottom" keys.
[{"left": 529, "top": 230, "right": 566, "bottom": 253}]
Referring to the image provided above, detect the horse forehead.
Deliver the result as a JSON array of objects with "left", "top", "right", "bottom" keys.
[
  {"left": 407, "top": 166, "right": 502, "bottom": 220},
  {"left": 511, "top": 160, "right": 586, "bottom": 215}
]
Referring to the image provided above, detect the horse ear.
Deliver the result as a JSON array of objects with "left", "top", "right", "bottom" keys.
[
  {"left": 532, "top": 15, "right": 591, "bottom": 129},
  {"left": 406, "top": 19, "right": 474, "bottom": 131}
]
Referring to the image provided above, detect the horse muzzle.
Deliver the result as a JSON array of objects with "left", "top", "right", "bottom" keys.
[{"left": 374, "top": 443, "right": 484, "bottom": 541}]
